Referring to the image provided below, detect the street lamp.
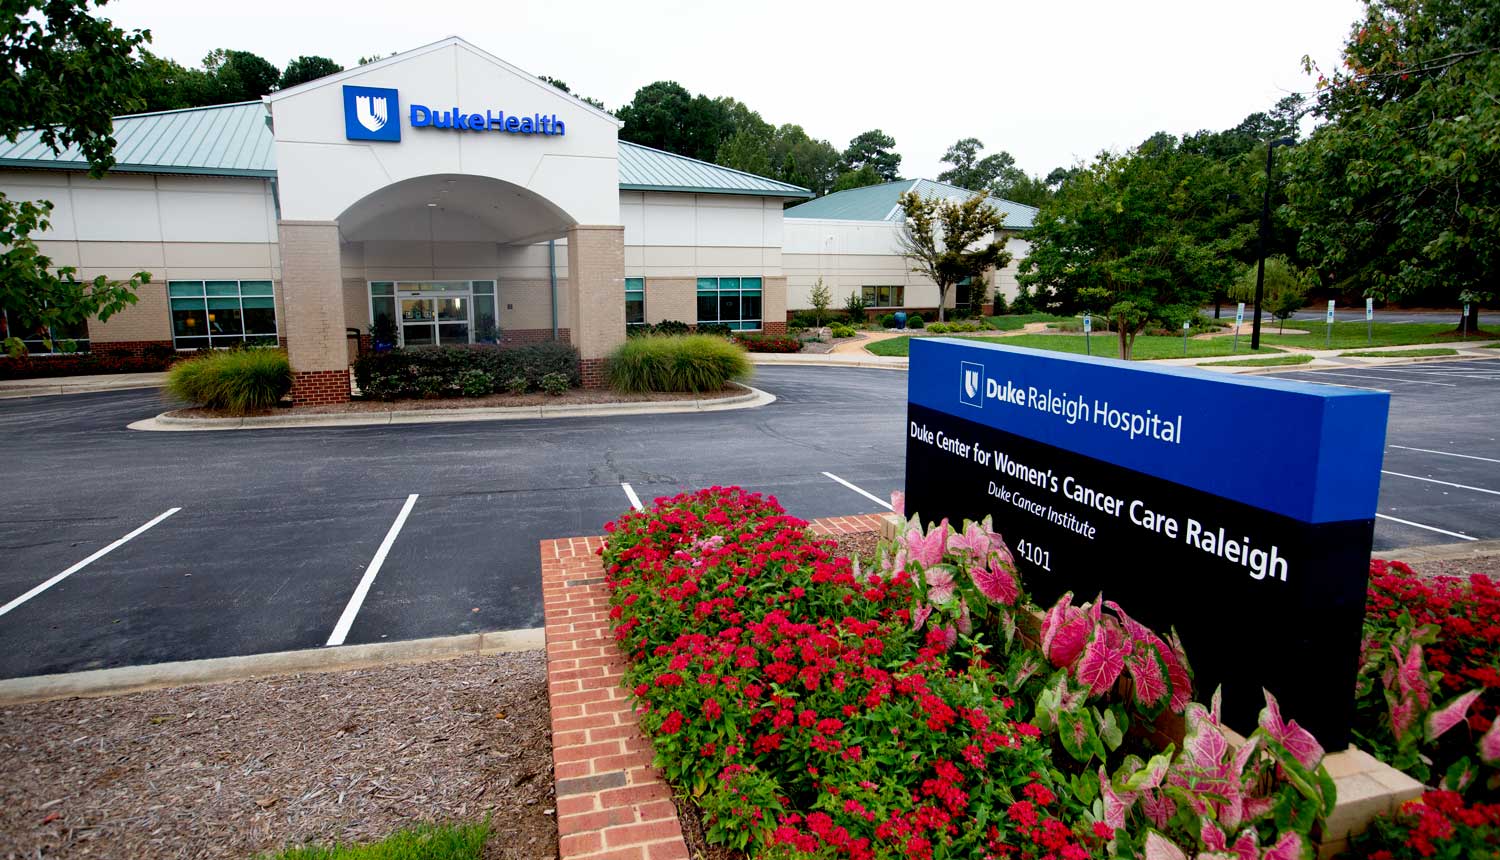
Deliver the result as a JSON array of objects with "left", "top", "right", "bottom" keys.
[{"left": 1250, "top": 137, "right": 1295, "bottom": 351}]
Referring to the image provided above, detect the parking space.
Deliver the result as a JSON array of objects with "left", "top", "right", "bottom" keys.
[{"left": 1, "top": 360, "right": 1494, "bottom": 680}]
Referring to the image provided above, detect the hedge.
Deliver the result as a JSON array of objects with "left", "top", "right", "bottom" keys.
[{"left": 352, "top": 342, "right": 579, "bottom": 400}]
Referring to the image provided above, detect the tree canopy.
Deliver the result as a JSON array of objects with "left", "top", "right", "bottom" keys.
[
  {"left": 280, "top": 55, "right": 343, "bottom": 90},
  {"left": 2, "top": 0, "right": 151, "bottom": 354},
  {"left": 1284, "top": 0, "right": 1497, "bottom": 327},
  {"left": 897, "top": 191, "right": 1010, "bottom": 323},
  {"left": 840, "top": 129, "right": 901, "bottom": 182},
  {"left": 936, "top": 137, "right": 1056, "bottom": 207}
]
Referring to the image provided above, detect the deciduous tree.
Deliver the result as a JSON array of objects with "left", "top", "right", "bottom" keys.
[
  {"left": 840, "top": 129, "right": 901, "bottom": 182},
  {"left": 897, "top": 191, "right": 1010, "bottom": 323},
  {"left": 280, "top": 55, "right": 343, "bottom": 90}
]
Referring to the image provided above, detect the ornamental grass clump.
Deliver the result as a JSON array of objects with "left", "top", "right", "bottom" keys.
[
  {"left": 606, "top": 334, "right": 750, "bottom": 393},
  {"left": 166, "top": 347, "right": 291, "bottom": 415}
]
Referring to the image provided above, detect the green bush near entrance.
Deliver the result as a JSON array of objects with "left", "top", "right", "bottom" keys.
[
  {"left": 264, "top": 821, "right": 488, "bottom": 860},
  {"left": 606, "top": 334, "right": 751, "bottom": 393},
  {"left": 166, "top": 347, "right": 292, "bottom": 414},
  {"left": 353, "top": 342, "right": 579, "bottom": 401}
]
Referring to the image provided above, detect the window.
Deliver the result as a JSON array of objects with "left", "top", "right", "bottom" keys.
[
  {"left": 861, "top": 286, "right": 905, "bottom": 308},
  {"left": 625, "top": 278, "right": 645, "bottom": 326},
  {"left": 695, "top": 277, "right": 761, "bottom": 331},
  {"left": 0, "top": 309, "right": 89, "bottom": 354},
  {"left": 168, "top": 280, "right": 277, "bottom": 349},
  {"left": 370, "top": 281, "right": 498, "bottom": 347}
]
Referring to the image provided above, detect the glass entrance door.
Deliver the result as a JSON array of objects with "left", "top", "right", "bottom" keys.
[
  {"left": 400, "top": 297, "right": 437, "bottom": 345},
  {"left": 391, "top": 282, "right": 473, "bottom": 347}
]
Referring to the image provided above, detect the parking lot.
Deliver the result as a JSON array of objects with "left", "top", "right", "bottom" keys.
[{"left": 1, "top": 359, "right": 1497, "bottom": 680}]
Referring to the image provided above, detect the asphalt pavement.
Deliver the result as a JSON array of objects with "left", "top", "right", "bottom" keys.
[{"left": 1, "top": 360, "right": 1496, "bottom": 680}]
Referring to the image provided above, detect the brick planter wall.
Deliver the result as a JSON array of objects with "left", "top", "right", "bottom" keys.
[
  {"left": 290, "top": 369, "right": 350, "bottom": 405},
  {"left": 579, "top": 358, "right": 608, "bottom": 390},
  {"left": 540, "top": 512, "right": 892, "bottom": 860}
]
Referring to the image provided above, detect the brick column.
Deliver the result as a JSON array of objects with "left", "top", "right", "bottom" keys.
[
  {"left": 566, "top": 225, "right": 626, "bottom": 389},
  {"left": 279, "top": 220, "right": 350, "bottom": 404}
]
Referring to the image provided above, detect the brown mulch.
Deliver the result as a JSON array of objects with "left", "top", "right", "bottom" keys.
[
  {"left": 830, "top": 531, "right": 883, "bottom": 569},
  {"left": 1398, "top": 553, "right": 1500, "bottom": 580},
  {"left": 0, "top": 652, "right": 555, "bottom": 860},
  {"left": 166, "top": 383, "right": 747, "bottom": 419}
]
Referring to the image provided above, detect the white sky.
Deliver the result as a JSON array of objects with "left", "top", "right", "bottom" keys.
[{"left": 103, "top": 0, "right": 1360, "bottom": 180}]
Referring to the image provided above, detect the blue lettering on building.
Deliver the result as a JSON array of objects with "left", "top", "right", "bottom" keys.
[{"left": 409, "top": 104, "right": 565, "bottom": 136}]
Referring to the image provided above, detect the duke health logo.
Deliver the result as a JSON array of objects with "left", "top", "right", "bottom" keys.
[
  {"left": 959, "top": 361, "right": 985, "bottom": 409},
  {"left": 343, "top": 85, "right": 401, "bottom": 142}
]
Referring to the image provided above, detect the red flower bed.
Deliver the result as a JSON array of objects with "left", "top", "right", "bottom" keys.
[
  {"left": 1346, "top": 790, "right": 1500, "bottom": 859},
  {"left": 733, "top": 334, "right": 802, "bottom": 353},
  {"left": 602, "top": 488, "right": 1103, "bottom": 860}
]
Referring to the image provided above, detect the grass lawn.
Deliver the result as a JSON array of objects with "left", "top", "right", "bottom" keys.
[
  {"left": 267, "top": 823, "right": 487, "bottom": 860},
  {"left": 1198, "top": 354, "right": 1315, "bottom": 368},
  {"left": 1338, "top": 347, "right": 1459, "bottom": 358},
  {"left": 1258, "top": 321, "right": 1490, "bottom": 349},
  {"left": 866, "top": 333, "right": 1284, "bottom": 360},
  {"left": 984, "top": 313, "right": 1075, "bottom": 331}
]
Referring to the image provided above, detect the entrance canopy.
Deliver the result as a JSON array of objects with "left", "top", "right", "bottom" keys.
[{"left": 337, "top": 173, "right": 576, "bottom": 245}]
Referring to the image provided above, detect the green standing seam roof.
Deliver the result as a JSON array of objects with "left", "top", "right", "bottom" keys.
[
  {"left": 783, "top": 177, "right": 1038, "bottom": 230},
  {"left": 0, "top": 103, "right": 814, "bottom": 199}
]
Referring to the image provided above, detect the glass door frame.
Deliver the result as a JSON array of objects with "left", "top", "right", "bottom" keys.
[{"left": 369, "top": 281, "right": 487, "bottom": 348}]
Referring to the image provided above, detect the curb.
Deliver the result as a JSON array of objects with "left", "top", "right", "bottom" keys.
[
  {"left": 1376, "top": 539, "right": 1500, "bottom": 564},
  {"left": 127, "top": 385, "right": 774, "bottom": 431},
  {"left": 749, "top": 355, "right": 908, "bottom": 370},
  {"left": 0, "top": 627, "right": 543, "bottom": 706},
  {"left": 0, "top": 378, "right": 167, "bottom": 399}
]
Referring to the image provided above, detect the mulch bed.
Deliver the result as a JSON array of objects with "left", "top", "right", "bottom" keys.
[
  {"left": 0, "top": 652, "right": 555, "bottom": 860},
  {"left": 164, "top": 383, "right": 747, "bottom": 419},
  {"left": 1401, "top": 552, "right": 1500, "bottom": 579}
]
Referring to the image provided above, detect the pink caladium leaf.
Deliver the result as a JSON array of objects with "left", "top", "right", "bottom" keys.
[
  {"left": 1200, "top": 819, "right": 1227, "bottom": 851},
  {"left": 911, "top": 603, "right": 932, "bottom": 632},
  {"left": 1099, "top": 765, "right": 1137, "bottom": 831},
  {"left": 1075, "top": 619, "right": 1130, "bottom": 696},
  {"left": 956, "top": 597, "right": 972, "bottom": 635},
  {"left": 948, "top": 519, "right": 990, "bottom": 558},
  {"left": 1395, "top": 642, "right": 1432, "bottom": 709},
  {"left": 933, "top": 624, "right": 957, "bottom": 651},
  {"left": 1126, "top": 644, "right": 1172, "bottom": 712},
  {"left": 1426, "top": 688, "right": 1484, "bottom": 743},
  {"left": 1241, "top": 796, "right": 1274, "bottom": 825},
  {"left": 925, "top": 565, "right": 957, "bottom": 605},
  {"left": 1182, "top": 702, "right": 1231, "bottom": 769},
  {"left": 890, "top": 490, "right": 905, "bottom": 516},
  {"left": 1231, "top": 829, "right": 1258, "bottom": 860},
  {"left": 1260, "top": 832, "right": 1303, "bottom": 860},
  {"left": 1480, "top": 714, "right": 1500, "bottom": 765},
  {"left": 971, "top": 557, "right": 1019, "bottom": 606},
  {"left": 1140, "top": 789, "right": 1176, "bottom": 829},
  {"left": 1259, "top": 688, "right": 1325, "bottom": 770},
  {"left": 1040, "top": 592, "right": 1093, "bottom": 668},
  {"left": 904, "top": 519, "right": 948, "bottom": 568},
  {"left": 1143, "top": 832, "right": 1188, "bottom": 860},
  {"left": 1387, "top": 688, "right": 1419, "bottom": 741},
  {"left": 1165, "top": 630, "right": 1194, "bottom": 713}
]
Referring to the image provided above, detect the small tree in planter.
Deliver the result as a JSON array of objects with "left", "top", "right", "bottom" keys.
[
  {"left": 897, "top": 190, "right": 1010, "bottom": 323},
  {"left": 842, "top": 290, "right": 869, "bottom": 324},
  {"left": 808, "top": 278, "right": 832, "bottom": 327}
]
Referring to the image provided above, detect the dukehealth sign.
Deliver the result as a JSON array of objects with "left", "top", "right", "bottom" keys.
[{"left": 905, "top": 339, "right": 1389, "bottom": 747}]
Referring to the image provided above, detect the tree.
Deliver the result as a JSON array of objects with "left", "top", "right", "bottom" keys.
[
  {"left": 1286, "top": 0, "right": 1497, "bottom": 333},
  {"left": 840, "top": 129, "right": 901, "bottom": 182},
  {"left": 995, "top": 171, "right": 1053, "bottom": 208},
  {"left": 202, "top": 49, "right": 279, "bottom": 102},
  {"left": 897, "top": 191, "right": 1010, "bottom": 323},
  {"left": 768, "top": 124, "right": 841, "bottom": 197},
  {"left": 2, "top": 0, "right": 151, "bottom": 355},
  {"left": 539, "top": 75, "right": 605, "bottom": 111},
  {"left": 1226, "top": 257, "right": 1314, "bottom": 333},
  {"left": 831, "top": 164, "right": 883, "bottom": 192},
  {"left": 937, "top": 138, "right": 1024, "bottom": 195},
  {"left": 1018, "top": 141, "right": 1238, "bottom": 358},
  {"left": 135, "top": 50, "right": 215, "bottom": 111},
  {"left": 808, "top": 278, "right": 832, "bottom": 326},
  {"left": 280, "top": 55, "right": 342, "bottom": 90}
]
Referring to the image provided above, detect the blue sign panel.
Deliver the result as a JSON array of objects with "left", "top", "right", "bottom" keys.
[
  {"left": 904, "top": 339, "right": 1389, "bottom": 747},
  {"left": 343, "top": 85, "right": 401, "bottom": 142}
]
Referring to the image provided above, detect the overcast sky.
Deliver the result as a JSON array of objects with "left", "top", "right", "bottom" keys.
[{"left": 104, "top": 0, "right": 1361, "bottom": 180}]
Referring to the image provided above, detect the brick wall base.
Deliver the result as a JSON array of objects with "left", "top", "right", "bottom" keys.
[
  {"left": 88, "top": 340, "right": 175, "bottom": 359},
  {"left": 497, "top": 328, "right": 571, "bottom": 347},
  {"left": 539, "top": 513, "right": 893, "bottom": 860},
  {"left": 762, "top": 321, "right": 788, "bottom": 336},
  {"left": 579, "top": 357, "right": 607, "bottom": 390},
  {"left": 290, "top": 369, "right": 350, "bottom": 405}
]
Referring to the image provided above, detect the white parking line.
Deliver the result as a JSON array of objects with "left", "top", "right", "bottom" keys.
[
  {"left": 1381, "top": 471, "right": 1500, "bottom": 497},
  {"left": 1302, "top": 371, "right": 1457, "bottom": 387},
  {"left": 822, "top": 471, "right": 894, "bottom": 510},
  {"left": 1364, "top": 367, "right": 1500, "bottom": 380},
  {"left": 1376, "top": 513, "right": 1478, "bottom": 541},
  {"left": 1389, "top": 445, "right": 1500, "bottom": 465},
  {"left": 621, "top": 482, "right": 644, "bottom": 511},
  {"left": 0, "top": 508, "right": 181, "bottom": 619},
  {"left": 326, "top": 494, "right": 418, "bottom": 647}
]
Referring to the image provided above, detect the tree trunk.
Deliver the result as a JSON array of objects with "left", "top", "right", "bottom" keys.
[
  {"left": 1118, "top": 327, "right": 1132, "bottom": 361},
  {"left": 938, "top": 285, "right": 948, "bottom": 323},
  {"left": 1456, "top": 305, "right": 1481, "bottom": 335}
]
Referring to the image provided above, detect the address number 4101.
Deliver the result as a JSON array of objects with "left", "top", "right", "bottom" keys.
[{"left": 1015, "top": 539, "right": 1052, "bottom": 572}]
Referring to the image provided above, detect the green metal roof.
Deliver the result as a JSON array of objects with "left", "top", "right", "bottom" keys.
[
  {"left": 617, "top": 141, "right": 811, "bottom": 198},
  {"left": 0, "top": 101, "right": 277, "bottom": 177},
  {"left": 0, "top": 103, "right": 813, "bottom": 199},
  {"left": 784, "top": 178, "right": 1038, "bottom": 229}
]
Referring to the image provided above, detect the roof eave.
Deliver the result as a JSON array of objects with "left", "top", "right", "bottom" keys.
[
  {"left": 0, "top": 159, "right": 276, "bottom": 179},
  {"left": 619, "top": 183, "right": 813, "bottom": 199}
]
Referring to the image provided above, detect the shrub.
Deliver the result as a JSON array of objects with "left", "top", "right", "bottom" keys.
[
  {"left": 879, "top": 313, "right": 897, "bottom": 329},
  {"left": 351, "top": 342, "right": 579, "bottom": 400},
  {"left": 992, "top": 292, "right": 1010, "bottom": 315},
  {"left": 842, "top": 292, "right": 869, "bottom": 319},
  {"left": 415, "top": 374, "right": 445, "bottom": 399},
  {"left": 828, "top": 323, "right": 857, "bottom": 339},
  {"left": 1345, "top": 791, "right": 1500, "bottom": 859},
  {"left": 606, "top": 334, "right": 751, "bottom": 393},
  {"left": 456, "top": 369, "right": 493, "bottom": 397},
  {"left": 165, "top": 347, "right": 292, "bottom": 414},
  {"left": 540, "top": 371, "right": 569, "bottom": 396},
  {"left": 654, "top": 319, "right": 691, "bottom": 336},
  {"left": 696, "top": 322, "right": 733, "bottom": 337},
  {"left": 927, "top": 322, "right": 950, "bottom": 333},
  {"left": 908, "top": 313, "right": 925, "bottom": 329},
  {"left": 789, "top": 310, "right": 849, "bottom": 329},
  {"left": 505, "top": 375, "right": 528, "bottom": 395},
  {"left": 733, "top": 333, "right": 801, "bottom": 353}
]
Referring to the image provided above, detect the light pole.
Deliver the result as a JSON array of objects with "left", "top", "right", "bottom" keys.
[{"left": 1250, "top": 137, "right": 1295, "bottom": 351}]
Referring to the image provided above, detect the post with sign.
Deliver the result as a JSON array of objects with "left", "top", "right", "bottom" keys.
[
  {"left": 1183, "top": 320, "right": 1190, "bottom": 356},
  {"left": 1464, "top": 303, "right": 1471, "bottom": 341},
  {"left": 1326, "top": 300, "right": 1336, "bottom": 348},
  {"left": 1233, "top": 302, "right": 1245, "bottom": 353},
  {"left": 1083, "top": 313, "right": 1092, "bottom": 356},
  {"left": 1366, "top": 298, "right": 1374, "bottom": 345},
  {"left": 904, "top": 338, "right": 1389, "bottom": 745}
]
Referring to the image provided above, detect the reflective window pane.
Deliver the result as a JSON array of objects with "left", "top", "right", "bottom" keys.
[
  {"left": 242, "top": 297, "right": 277, "bottom": 335},
  {"left": 697, "top": 295, "right": 718, "bottom": 322},
  {"left": 207, "top": 297, "right": 244, "bottom": 336},
  {"left": 862, "top": 287, "right": 876, "bottom": 304},
  {"left": 171, "top": 298, "right": 208, "bottom": 339},
  {"left": 239, "top": 280, "right": 274, "bottom": 296},
  {"left": 719, "top": 292, "right": 740, "bottom": 322},
  {"left": 741, "top": 293, "right": 762, "bottom": 324},
  {"left": 168, "top": 281, "right": 205, "bottom": 297},
  {"left": 206, "top": 281, "right": 240, "bottom": 297},
  {"left": 438, "top": 323, "right": 469, "bottom": 345},
  {"left": 403, "top": 324, "right": 435, "bottom": 346},
  {"left": 175, "top": 336, "right": 209, "bottom": 350},
  {"left": 436, "top": 297, "right": 467, "bottom": 322},
  {"left": 370, "top": 282, "right": 395, "bottom": 296},
  {"left": 372, "top": 296, "right": 396, "bottom": 331},
  {"left": 401, "top": 299, "right": 433, "bottom": 322},
  {"left": 473, "top": 295, "right": 497, "bottom": 343},
  {"left": 626, "top": 298, "right": 645, "bottom": 325},
  {"left": 471, "top": 280, "right": 495, "bottom": 295}
]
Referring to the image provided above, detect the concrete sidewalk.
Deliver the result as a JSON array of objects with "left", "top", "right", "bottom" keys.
[{"left": 0, "top": 370, "right": 168, "bottom": 398}]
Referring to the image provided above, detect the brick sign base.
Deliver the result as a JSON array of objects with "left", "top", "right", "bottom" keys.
[{"left": 540, "top": 513, "right": 890, "bottom": 860}]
